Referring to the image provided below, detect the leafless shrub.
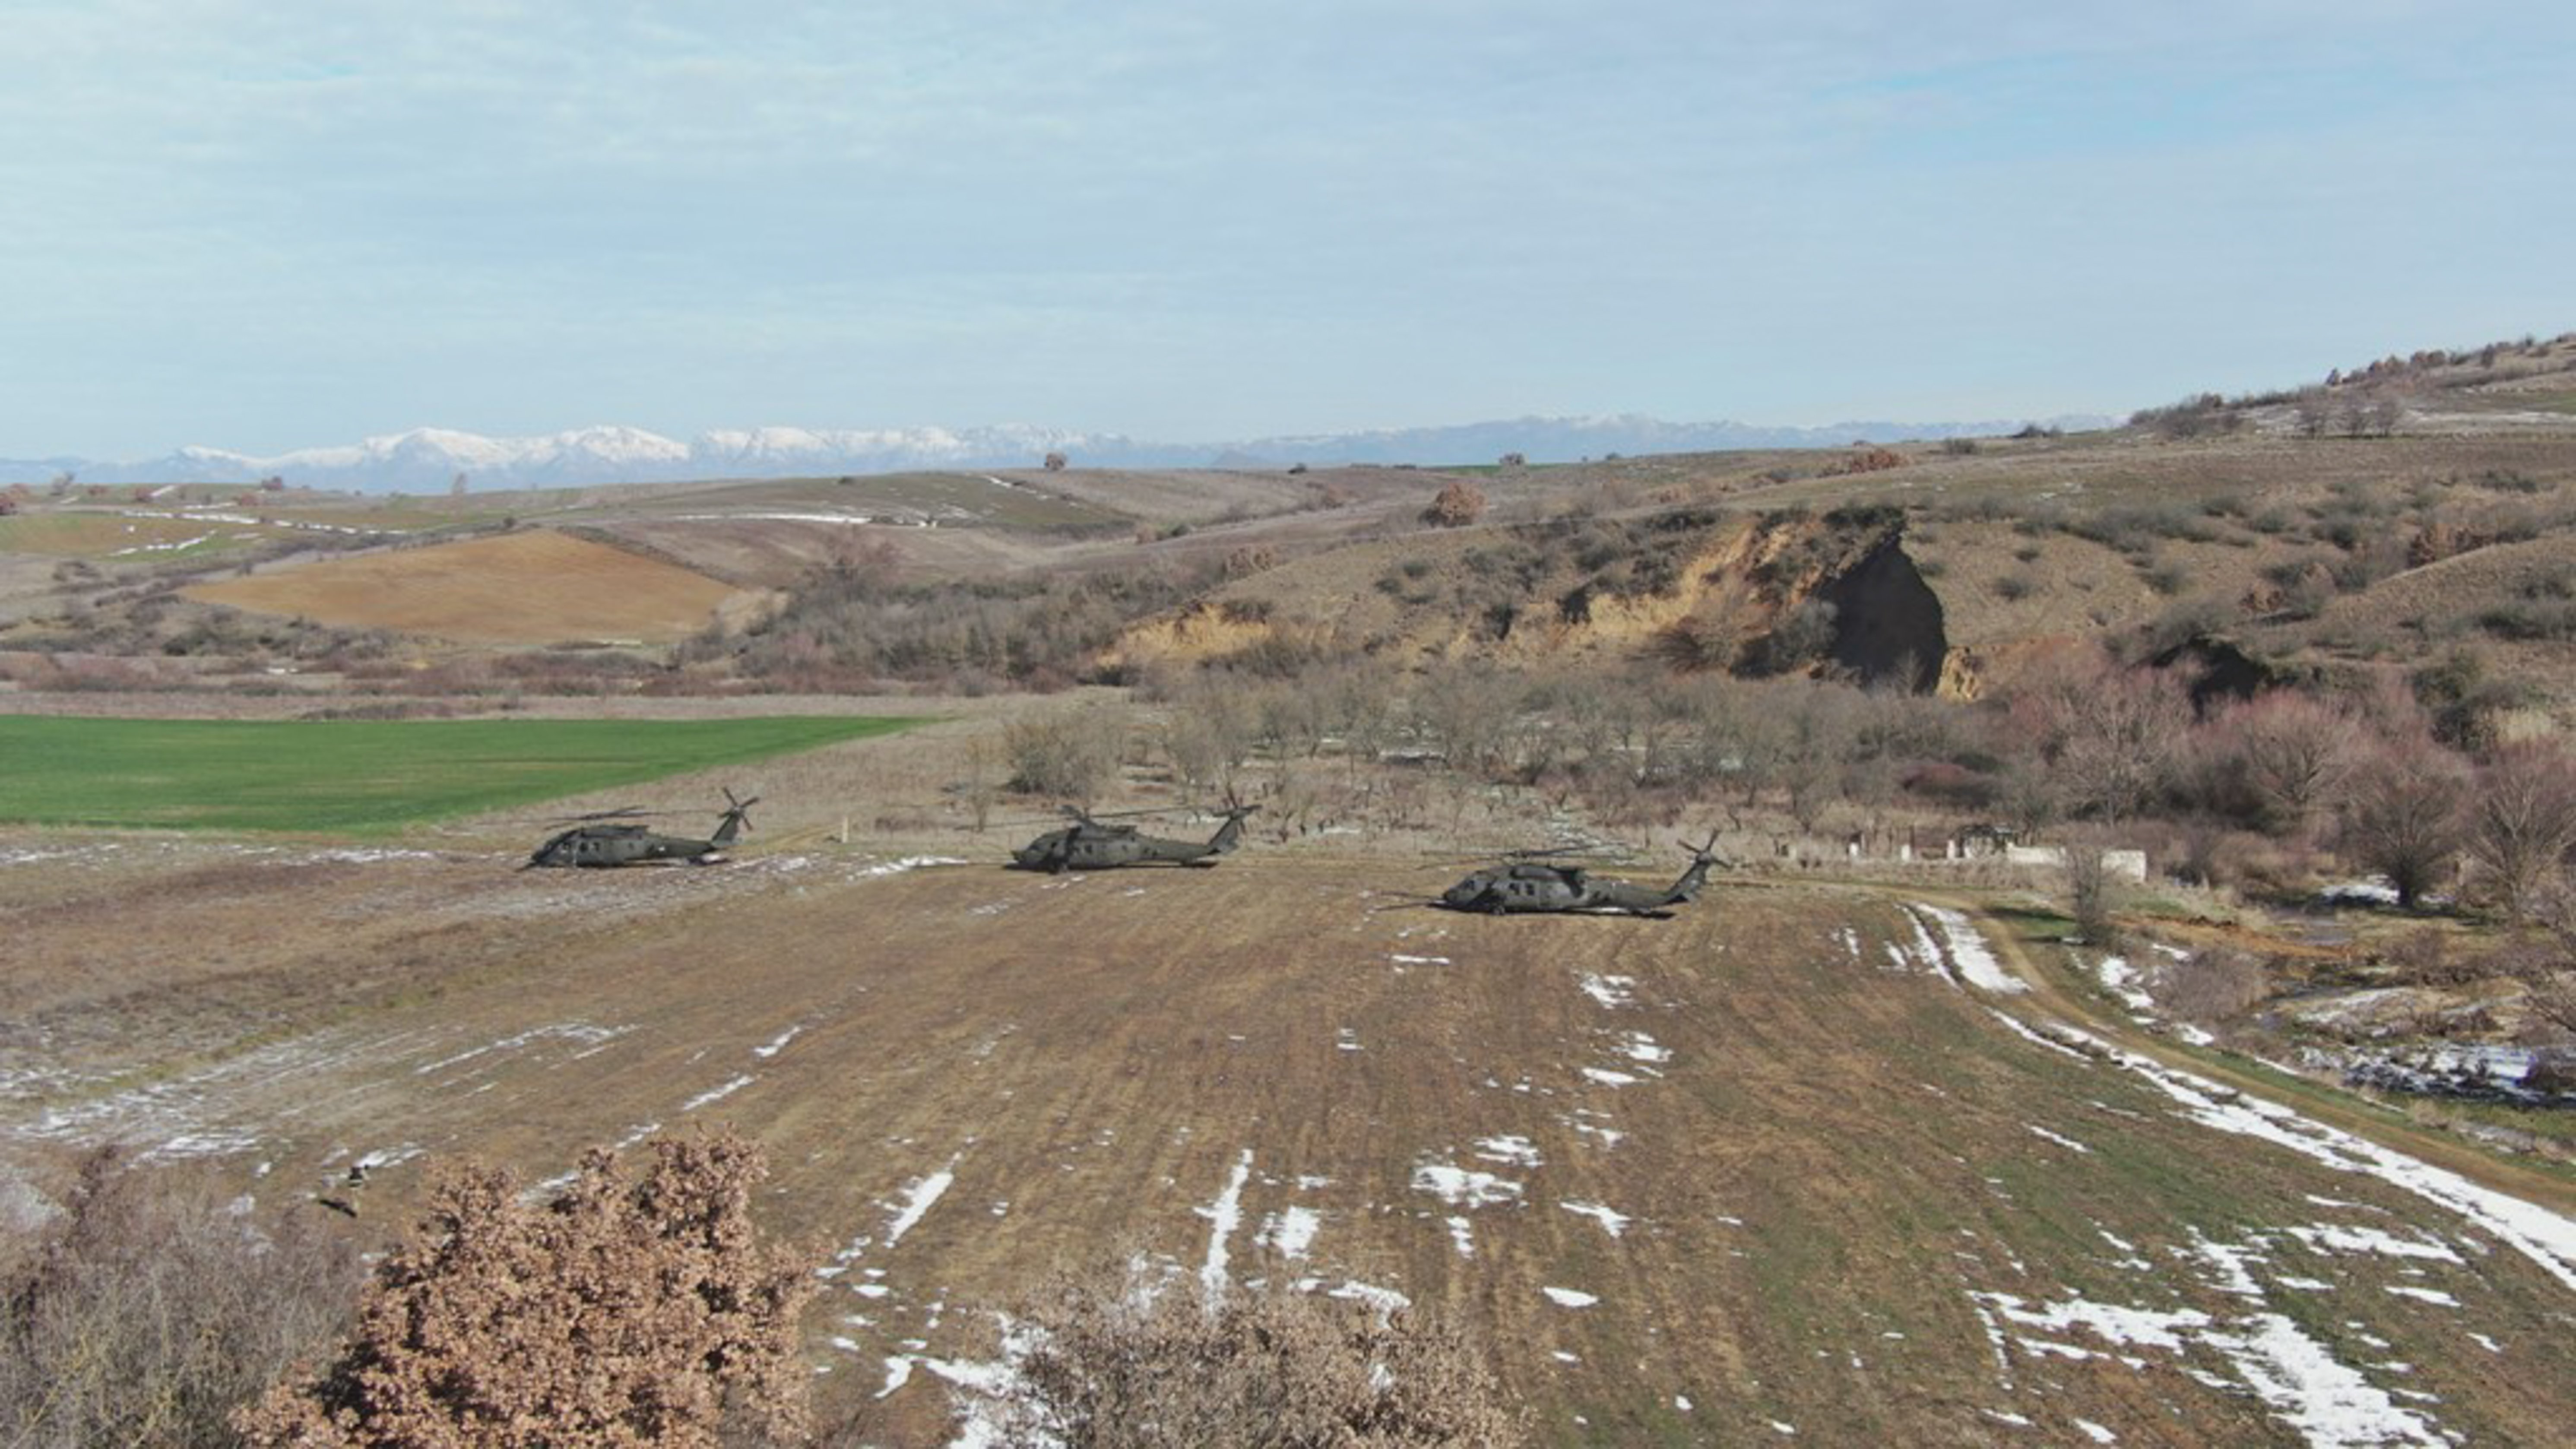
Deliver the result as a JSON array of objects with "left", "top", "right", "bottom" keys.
[
  {"left": 1006, "top": 706, "right": 1130, "bottom": 802},
  {"left": 2155, "top": 947, "right": 2270, "bottom": 1026},
  {"left": 2464, "top": 739, "right": 2576, "bottom": 921},
  {"left": 2203, "top": 692, "right": 2364, "bottom": 837},
  {"left": 2528, "top": 973, "right": 2576, "bottom": 1036},
  {"left": 2340, "top": 734, "right": 2470, "bottom": 910},
  {"left": 239, "top": 1129, "right": 812, "bottom": 1449},
  {"left": 981, "top": 1266, "right": 1526, "bottom": 1448},
  {"left": 1, "top": 1148, "right": 365, "bottom": 1449}
]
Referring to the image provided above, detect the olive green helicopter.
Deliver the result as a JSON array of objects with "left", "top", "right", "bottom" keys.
[
  {"left": 524, "top": 789, "right": 759, "bottom": 869},
  {"left": 1436, "top": 832, "right": 1729, "bottom": 916},
  {"left": 1009, "top": 799, "right": 1258, "bottom": 873}
]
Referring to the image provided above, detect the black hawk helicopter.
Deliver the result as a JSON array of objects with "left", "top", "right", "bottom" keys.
[
  {"left": 525, "top": 789, "right": 759, "bottom": 869},
  {"left": 1438, "top": 832, "right": 1728, "bottom": 916},
  {"left": 1009, "top": 800, "right": 1258, "bottom": 873}
]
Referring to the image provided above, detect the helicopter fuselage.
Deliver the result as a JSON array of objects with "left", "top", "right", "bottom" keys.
[
  {"left": 1010, "top": 810, "right": 1252, "bottom": 872},
  {"left": 526, "top": 796, "right": 754, "bottom": 869},
  {"left": 1439, "top": 855, "right": 1716, "bottom": 916}
]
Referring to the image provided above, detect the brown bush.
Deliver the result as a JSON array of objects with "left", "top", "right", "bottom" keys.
[
  {"left": 2340, "top": 734, "right": 2470, "bottom": 910},
  {"left": 2, "top": 1148, "right": 365, "bottom": 1449},
  {"left": 1820, "top": 446, "right": 1907, "bottom": 476},
  {"left": 979, "top": 1266, "right": 1526, "bottom": 1448},
  {"left": 1421, "top": 480, "right": 1487, "bottom": 527},
  {"left": 238, "top": 1130, "right": 812, "bottom": 1449},
  {"left": 2464, "top": 739, "right": 2576, "bottom": 921},
  {"left": 1005, "top": 705, "right": 1130, "bottom": 802},
  {"left": 2155, "top": 947, "right": 2271, "bottom": 1026}
]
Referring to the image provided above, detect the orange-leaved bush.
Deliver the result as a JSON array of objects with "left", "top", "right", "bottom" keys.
[{"left": 238, "top": 1129, "right": 812, "bottom": 1449}]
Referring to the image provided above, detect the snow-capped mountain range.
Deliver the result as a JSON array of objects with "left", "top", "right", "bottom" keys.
[{"left": 2, "top": 413, "right": 2105, "bottom": 494}]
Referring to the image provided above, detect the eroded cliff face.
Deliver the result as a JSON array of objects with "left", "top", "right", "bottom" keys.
[
  {"left": 1108, "top": 507, "right": 1968, "bottom": 693},
  {"left": 1818, "top": 536, "right": 1948, "bottom": 692}
]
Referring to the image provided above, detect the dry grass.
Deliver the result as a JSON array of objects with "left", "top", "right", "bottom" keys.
[
  {"left": 183, "top": 529, "right": 745, "bottom": 644},
  {"left": 10, "top": 850, "right": 2576, "bottom": 1444}
]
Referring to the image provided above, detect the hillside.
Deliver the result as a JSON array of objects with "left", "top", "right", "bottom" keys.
[
  {"left": 8, "top": 332, "right": 2570, "bottom": 713},
  {"left": 182, "top": 528, "right": 755, "bottom": 646}
]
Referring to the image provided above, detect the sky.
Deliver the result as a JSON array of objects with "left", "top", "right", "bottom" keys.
[{"left": 4, "top": 0, "right": 2571, "bottom": 459}]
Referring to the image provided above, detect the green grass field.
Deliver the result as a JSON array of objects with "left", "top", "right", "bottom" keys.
[{"left": 0, "top": 715, "right": 920, "bottom": 832}]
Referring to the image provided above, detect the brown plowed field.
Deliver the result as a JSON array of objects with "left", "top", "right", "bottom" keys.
[
  {"left": 6, "top": 839, "right": 2574, "bottom": 1446},
  {"left": 183, "top": 528, "right": 745, "bottom": 644}
]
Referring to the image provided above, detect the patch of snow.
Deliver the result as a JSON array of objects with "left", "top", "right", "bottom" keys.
[
  {"left": 2097, "top": 956, "right": 2155, "bottom": 1014},
  {"left": 1446, "top": 1214, "right": 1474, "bottom": 1258},
  {"left": 1581, "top": 1067, "right": 1641, "bottom": 1087},
  {"left": 1909, "top": 904, "right": 2025, "bottom": 992},
  {"left": 2074, "top": 1420, "right": 2117, "bottom": 1444},
  {"left": 1561, "top": 1201, "right": 1631, "bottom": 1237},
  {"left": 2381, "top": 1285, "right": 2460, "bottom": 1307},
  {"left": 1578, "top": 973, "right": 1636, "bottom": 1008},
  {"left": 1473, "top": 1135, "right": 1542, "bottom": 1167},
  {"left": 1541, "top": 1286, "right": 1598, "bottom": 1308},
  {"left": 1412, "top": 1162, "right": 1522, "bottom": 1209},
  {"left": 2048, "top": 1020, "right": 2576, "bottom": 1291},
  {"left": 1391, "top": 953, "right": 1451, "bottom": 964},
  {"left": 753, "top": 1026, "right": 803, "bottom": 1059},
  {"left": 1987, "top": 1008, "right": 2090, "bottom": 1061},
  {"left": 1619, "top": 1030, "right": 1672, "bottom": 1065},
  {"left": 2319, "top": 878, "right": 2404, "bottom": 907},
  {"left": 682, "top": 1074, "right": 757, "bottom": 1111},
  {"left": 414, "top": 1022, "right": 627, "bottom": 1077},
  {"left": 1325, "top": 1280, "right": 1411, "bottom": 1316},
  {"left": 2279, "top": 1224, "right": 2462, "bottom": 1264},
  {"left": 2205, "top": 1313, "right": 2445, "bottom": 1448},
  {"left": 2028, "top": 1125, "right": 2092, "bottom": 1154},
  {"left": 1973, "top": 1290, "right": 2210, "bottom": 1355},
  {"left": 851, "top": 854, "right": 967, "bottom": 880},
  {"left": 886, "top": 1157, "right": 960, "bottom": 1248},
  {"left": 1197, "top": 1149, "right": 1254, "bottom": 1303},
  {"left": 1260, "top": 1206, "right": 1321, "bottom": 1261}
]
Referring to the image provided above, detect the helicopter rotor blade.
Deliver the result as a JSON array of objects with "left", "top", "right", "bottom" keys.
[
  {"left": 1057, "top": 804, "right": 1175, "bottom": 821},
  {"left": 539, "top": 806, "right": 670, "bottom": 823}
]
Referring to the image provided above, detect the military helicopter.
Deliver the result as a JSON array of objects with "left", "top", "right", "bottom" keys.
[
  {"left": 525, "top": 789, "right": 759, "bottom": 869},
  {"left": 1009, "top": 800, "right": 1258, "bottom": 873},
  {"left": 1437, "top": 832, "right": 1728, "bottom": 916}
]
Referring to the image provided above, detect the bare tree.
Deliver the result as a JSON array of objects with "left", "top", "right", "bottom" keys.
[
  {"left": 2340, "top": 735, "right": 2470, "bottom": 910},
  {"left": 2464, "top": 739, "right": 2576, "bottom": 921},
  {"left": 2212, "top": 691, "right": 2364, "bottom": 835},
  {"left": 2008, "top": 647, "right": 2191, "bottom": 825}
]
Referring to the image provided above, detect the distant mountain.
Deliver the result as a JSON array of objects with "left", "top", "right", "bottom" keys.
[{"left": 0, "top": 413, "right": 2107, "bottom": 494}]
